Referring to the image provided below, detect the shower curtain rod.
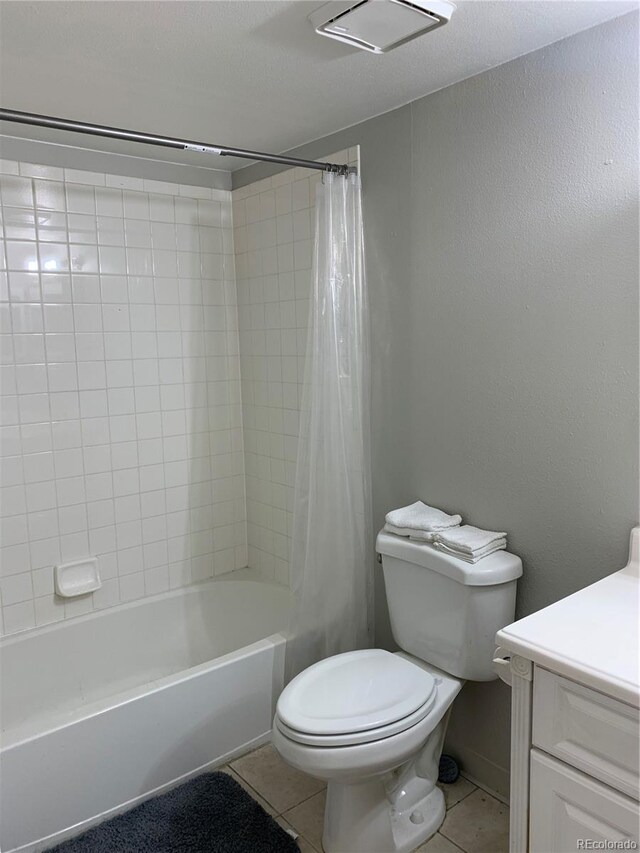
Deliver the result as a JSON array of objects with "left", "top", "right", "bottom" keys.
[{"left": 0, "top": 108, "right": 353, "bottom": 176}]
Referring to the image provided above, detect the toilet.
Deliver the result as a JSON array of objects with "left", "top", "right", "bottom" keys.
[{"left": 273, "top": 529, "right": 523, "bottom": 853}]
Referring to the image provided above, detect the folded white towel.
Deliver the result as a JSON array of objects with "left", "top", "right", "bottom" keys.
[
  {"left": 434, "top": 524, "right": 507, "bottom": 555},
  {"left": 385, "top": 523, "right": 437, "bottom": 541},
  {"left": 434, "top": 538, "right": 507, "bottom": 563},
  {"left": 385, "top": 501, "right": 462, "bottom": 534}
]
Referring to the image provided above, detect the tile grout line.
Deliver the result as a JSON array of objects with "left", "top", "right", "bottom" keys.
[
  {"left": 438, "top": 824, "right": 473, "bottom": 853},
  {"left": 460, "top": 772, "right": 509, "bottom": 807},
  {"left": 224, "top": 761, "right": 322, "bottom": 852},
  {"left": 439, "top": 786, "right": 509, "bottom": 853},
  {"left": 225, "top": 760, "right": 287, "bottom": 814},
  {"left": 443, "top": 782, "right": 477, "bottom": 811},
  {"left": 229, "top": 766, "right": 477, "bottom": 853},
  {"left": 223, "top": 764, "right": 271, "bottom": 805},
  {"left": 279, "top": 784, "right": 326, "bottom": 818},
  {"left": 229, "top": 745, "right": 502, "bottom": 853},
  {"left": 439, "top": 789, "right": 477, "bottom": 850}
]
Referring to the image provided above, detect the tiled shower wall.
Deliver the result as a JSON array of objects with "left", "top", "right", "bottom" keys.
[
  {"left": 0, "top": 160, "right": 246, "bottom": 635},
  {"left": 232, "top": 148, "right": 359, "bottom": 586}
]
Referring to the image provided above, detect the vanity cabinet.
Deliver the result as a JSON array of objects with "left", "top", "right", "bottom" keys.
[
  {"left": 529, "top": 749, "right": 639, "bottom": 852},
  {"left": 495, "top": 528, "right": 640, "bottom": 853},
  {"left": 533, "top": 668, "right": 639, "bottom": 799}
]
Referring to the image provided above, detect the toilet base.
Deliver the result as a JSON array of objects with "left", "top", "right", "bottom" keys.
[
  {"left": 322, "top": 775, "right": 445, "bottom": 853},
  {"left": 272, "top": 658, "right": 463, "bottom": 853}
]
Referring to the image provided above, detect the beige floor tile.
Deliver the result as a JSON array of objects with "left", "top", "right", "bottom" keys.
[
  {"left": 284, "top": 789, "right": 327, "bottom": 851},
  {"left": 231, "top": 743, "right": 325, "bottom": 814},
  {"left": 414, "top": 832, "right": 465, "bottom": 852},
  {"left": 296, "top": 837, "right": 321, "bottom": 853},
  {"left": 218, "top": 765, "right": 277, "bottom": 816},
  {"left": 439, "top": 775, "right": 477, "bottom": 810},
  {"left": 440, "top": 789, "right": 509, "bottom": 853}
]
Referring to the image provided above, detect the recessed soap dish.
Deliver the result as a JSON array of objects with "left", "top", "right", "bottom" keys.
[{"left": 54, "top": 557, "right": 101, "bottom": 598}]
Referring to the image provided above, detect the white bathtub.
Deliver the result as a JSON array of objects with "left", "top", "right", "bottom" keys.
[{"left": 0, "top": 574, "right": 290, "bottom": 853}]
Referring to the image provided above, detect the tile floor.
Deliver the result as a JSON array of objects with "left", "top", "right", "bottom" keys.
[{"left": 223, "top": 743, "right": 510, "bottom": 853}]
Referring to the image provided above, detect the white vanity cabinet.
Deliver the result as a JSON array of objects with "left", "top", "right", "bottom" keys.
[
  {"left": 529, "top": 749, "right": 639, "bottom": 852},
  {"left": 496, "top": 528, "right": 640, "bottom": 853}
]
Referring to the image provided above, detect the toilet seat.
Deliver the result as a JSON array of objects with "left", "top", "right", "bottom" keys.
[
  {"left": 276, "top": 693, "right": 437, "bottom": 747},
  {"left": 276, "top": 649, "right": 437, "bottom": 747}
]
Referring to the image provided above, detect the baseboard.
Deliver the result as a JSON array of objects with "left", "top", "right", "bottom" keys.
[{"left": 461, "top": 771, "right": 510, "bottom": 806}]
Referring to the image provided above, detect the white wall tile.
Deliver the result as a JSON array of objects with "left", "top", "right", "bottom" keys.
[
  {"left": 231, "top": 149, "right": 358, "bottom": 585},
  {"left": 33, "top": 593, "right": 64, "bottom": 626},
  {"left": 1, "top": 148, "right": 358, "bottom": 631},
  {"left": 95, "top": 187, "right": 124, "bottom": 218},
  {"left": 64, "top": 168, "right": 106, "bottom": 187},
  {"left": 0, "top": 164, "right": 246, "bottom": 634},
  {"left": 66, "top": 184, "right": 95, "bottom": 214},
  {"left": 3, "top": 599, "right": 35, "bottom": 633},
  {"left": 0, "top": 160, "right": 20, "bottom": 176}
]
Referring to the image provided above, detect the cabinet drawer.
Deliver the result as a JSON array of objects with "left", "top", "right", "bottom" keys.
[
  {"left": 533, "top": 666, "right": 640, "bottom": 799},
  {"left": 530, "top": 750, "right": 640, "bottom": 853}
]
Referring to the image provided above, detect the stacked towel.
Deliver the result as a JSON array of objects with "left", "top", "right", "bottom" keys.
[
  {"left": 433, "top": 525, "right": 507, "bottom": 563},
  {"left": 384, "top": 501, "right": 462, "bottom": 542}
]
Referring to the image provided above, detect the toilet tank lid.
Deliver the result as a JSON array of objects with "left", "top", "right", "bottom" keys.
[{"left": 376, "top": 531, "right": 523, "bottom": 586}]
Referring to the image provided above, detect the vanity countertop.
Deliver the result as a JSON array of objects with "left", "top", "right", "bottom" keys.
[{"left": 496, "top": 528, "right": 640, "bottom": 708}]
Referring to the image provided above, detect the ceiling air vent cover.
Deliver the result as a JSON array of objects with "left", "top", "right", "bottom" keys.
[{"left": 309, "top": 0, "right": 455, "bottom": 54}]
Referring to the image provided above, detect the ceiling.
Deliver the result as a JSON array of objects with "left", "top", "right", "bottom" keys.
[{"left": 0, "top": 0, "right": 636, "bottom": 172}]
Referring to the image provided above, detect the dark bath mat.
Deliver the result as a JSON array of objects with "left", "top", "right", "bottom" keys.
[{"left": 47, "top": 771, "right": 300, "bottom": 853}]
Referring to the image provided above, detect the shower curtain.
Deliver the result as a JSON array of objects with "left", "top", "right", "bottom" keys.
[{"left": 285, "top": 171, "right": 372, "bottom": 682}]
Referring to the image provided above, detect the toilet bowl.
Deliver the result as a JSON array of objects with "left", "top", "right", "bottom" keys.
[
  {"left": 273, "top": 650, "right": 463, "bottom": 853},
  {"left": 274, "top": 531, "right": 523, "bottom": 853}
]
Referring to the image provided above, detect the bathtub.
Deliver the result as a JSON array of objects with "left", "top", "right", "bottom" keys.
[{"left": 0, "top": 574, "right": 290, "bottom": 853}]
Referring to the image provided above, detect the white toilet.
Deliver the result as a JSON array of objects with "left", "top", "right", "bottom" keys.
[{"left": 273, "top": 530, "right": 523, "bottom": 853}]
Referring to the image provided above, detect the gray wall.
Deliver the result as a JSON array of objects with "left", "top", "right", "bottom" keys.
[{"left": 235, "top": 13, "right": 640, "bottom": 796}]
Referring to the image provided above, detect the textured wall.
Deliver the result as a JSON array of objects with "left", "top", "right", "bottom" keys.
[{"left": 234, "top": 13, "right": 640, "bottom": 796}]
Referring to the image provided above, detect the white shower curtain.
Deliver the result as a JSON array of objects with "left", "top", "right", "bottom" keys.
[{"left": 285, "top": 171, "right": 372, "bottom": 682}]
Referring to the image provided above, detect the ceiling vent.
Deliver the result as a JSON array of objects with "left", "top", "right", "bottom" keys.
[{"left": 309, "top": 0, "right": 455, "bottom": 54}]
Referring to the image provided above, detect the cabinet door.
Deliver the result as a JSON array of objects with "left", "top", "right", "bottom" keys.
[
  {"left": 530, "top": 750, "right": 640, "bottom": 853},
  {"left": 533, "top": 666, "right": 640, "bottom": 798}
]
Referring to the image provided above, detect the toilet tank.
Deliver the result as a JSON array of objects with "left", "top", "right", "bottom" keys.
[{"left": 376, "top": 531, "right": 522, "bottom": 681}]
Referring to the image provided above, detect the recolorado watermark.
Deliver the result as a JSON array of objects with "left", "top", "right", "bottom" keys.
[{"left": 576, "top": 842, "right": 638, "bottom": 850}]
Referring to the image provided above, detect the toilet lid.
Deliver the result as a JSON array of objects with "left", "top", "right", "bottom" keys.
[
  {"left": 275, "top": 693, "right": 437, "bottom": 747},
  {"left": 277, "top": 649, "right": 436, "bottom": 736}
]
